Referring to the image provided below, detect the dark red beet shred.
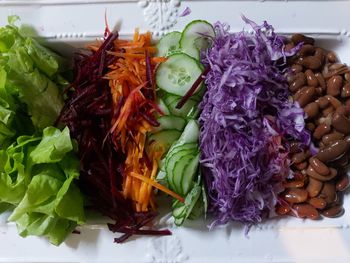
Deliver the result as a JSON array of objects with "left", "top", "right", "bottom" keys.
[{"left": 58, "top": 32, "right": 171, "bottom": 243}]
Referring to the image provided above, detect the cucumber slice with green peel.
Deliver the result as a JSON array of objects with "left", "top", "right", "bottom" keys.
[
  {"left": 156, "top": 53, "right": 203, "bottom": 96},
  {"left": 167, "top": 96, "right": 199, "bottom": 119},
  {"left": 166, "top": 148, "right": 196, "bottom": 192},
  {"left": 156, "top": 98, "right": 170, "bottom": 116},
  {"left": 188, "top": 195, "right": 204, "bottom": 220},
  {"left": 173, "top": 204, "right": 187, "bottom": 218},
  {"left": 152, "top": 115, "right": 186, "bottom": 133},
  {"left": 157, "top": 31, "right": 182, "bottom": 57},
  {"left": 148, "top": 129, "right": 181, "bottom": 153},
  {"left": 173, "top": 152, "right": 196, "bottom": 194},
  {"left": 182, "top": 153, "right": 200, "bottom": 195},
  {"left": 177, "top": 120, "right": 199, "bottom": 144},
  {"left": 180, "top": 20, "right": 215, "bottom": 60},
  {"left": 166, "top": 142, "right": 197, "bottom": 166},
  {"left": 173, "top": 184, "right": 202, "bottom": 226}
]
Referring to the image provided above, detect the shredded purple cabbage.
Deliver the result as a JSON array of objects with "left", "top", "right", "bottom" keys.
[{"left": 199, "top": 17, "right": 310, "bottom": 229}]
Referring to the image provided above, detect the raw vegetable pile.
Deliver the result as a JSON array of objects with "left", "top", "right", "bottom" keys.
[{"left": 0, "top": 14, "right": 349, "bottom": 245}]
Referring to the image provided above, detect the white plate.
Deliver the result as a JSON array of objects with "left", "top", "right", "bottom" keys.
[{"left": 1, "top": 1, "right": 350, "bottom": 262}]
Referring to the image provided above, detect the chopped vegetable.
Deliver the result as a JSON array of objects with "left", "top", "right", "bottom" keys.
[{"left": 199, "top": 17, "right": 310, "bottom": 229}]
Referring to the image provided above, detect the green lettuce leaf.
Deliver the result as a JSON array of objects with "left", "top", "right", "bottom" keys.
[
  {"left": 0, "top": 126, "right": 85, "bottom": 245},
  {"left": 0, "top": 17, "right": 66, "bottom": 131}
]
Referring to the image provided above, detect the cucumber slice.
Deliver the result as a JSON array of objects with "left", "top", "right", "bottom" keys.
[
  {"left": 182, "top": 153, "right": 200, "bottom": 195},
  {"left": 148, "top": 129, "right": 181, "bottom": 153},
  {"left": 166, "top": 143, "right": 197, "bottom": 166},
  {"left": 177, "top": 120, "right": 199, "bottom": 144},
  {"left": 156, "top": 98, "right": 170, "bottom": 116},
  {"left": 157, "top": 31, "right": 181, "bottom": 57},
  {"left": 173, "top": 184, "right": 202, "bottom": 226},
  {"left": 156, "top": 53, "right": 203, "bottom": 96},
  {"left": 173, "top": 152, "right": 196, "bottom": 194},
  {"left": 180, "top": 20, "right": 215, "bottom": 60},
  {"left": 188, "top": 195, "right": 204, "bottom": 220},
  {"left": 166, "top": 148, "right": 196, "bottom": 192},
  {"left": 153, "top": 115, "right": 186, "bottom": 133},
  {"left": 165, "top": 95, "right": 199, "bottom": 119}
]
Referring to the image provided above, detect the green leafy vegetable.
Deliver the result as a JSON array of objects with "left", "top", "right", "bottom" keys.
[
  {"left": 0, "top": 16, "right": 66, "bottom": 132},
  {"left": 0, "top": 126, "right": 85, "bottom": 245}
]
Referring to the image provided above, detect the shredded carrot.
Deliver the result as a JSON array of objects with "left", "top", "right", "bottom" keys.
[{"left": 100, "top": 29, "right": 184, "bottom": 212}]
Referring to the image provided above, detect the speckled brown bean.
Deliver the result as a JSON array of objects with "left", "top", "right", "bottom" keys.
[
  {"left": 308, "top": 197, "right": 327, "bottom": 209},
  {"left": 306, "top": 122, "right": 316, "bottom": 132},
  {"left": 316, "top": 96, "right": 329, "bottom": 109},
  {"left": 284, "top": 180, "right": 305, "bottom": 188},
  {"left": 298, "top": 56, "right": 322, "bottom": 70},
  {"left": 322, "top": 132, "right": 344, "bottom": 145},
  {"left": 289, "top": 141, "right": 301, "bottom": 153},
  {"left": 332, "top": 106, "right": 350, "bottom": 134},
  {"left": 276, "top": 204, "right": 290, "bottom": 215},
  {"left": 309, "top": 157, "right": 330, "bottom": 176},
  {"left": 315, "top": 73, "right": 327, "bottom": 89},
  {"left": 331, "top": 153, "right": 349, "bottom": 167},
  {"left": 291, "top": 64, "right": 303, "bottom": 74},
  {"left": 336, "top": 174, "right": 350, "bottom": 191},
  {"left": 345, "top": 72, "right": 350, "bottom": 82},
  {"left": 327, "top": 75, "right": 343, "bottom": 96},
  {"left": 304, "top": 102, "right": 319, "bottom": 119},
  {"left": 299, "top": 44, "right": 315, "bottom": 56},
  {"left": 306, "top": 165, "right": 337, "bottom": 181},
  {"left": 316, "top": 140, "right": 349, "bottom": 163},
  {"left": 314, "top": 48, "right": 325, "bottom": 63},
  {"left": 322, "top": 205, "right": 344, "bottom": 218},
  {"left": 320, "top": 181, "right": 336, "bottom": 204},
  {"left": 327, "top": 51, "right": 338, "bottom": 63},
  {"left": 341, "top": 83, "right": 350, "bottom": 98},
  {"left": 297, "top": 86, "right": 316, "bottom": 107},
  {"left": 294, "top": 161, "right": 308, "bottom": 171},
  {"left": 290, "top": 73, "right": 306, "bottom": 92},
  {"left": 291, "top": 151, "right": 310, "bottom": 164},
  {"left": 345, "top": 135, "right": 350, "bottom": 146},
  {"left": 283, "top": 188, "right": 308, "bottom": 203},
  {"left": 304, "top": 69, "right": 318, "bottom": 87},
  {"left": 307, "top": 177, "right": 323, "bottom": 197},
  {"left": 326, "top": 95, "right": 342, "bottom": 109},
  {"left": 345, "top": 99, "right": 350, "bottom": 108},
  {"left": 313, "top": 123, "right": 331, "bottom": 140},
  {"left": 291, "top": 34, "right": 315, "bottom": 45},
  {"left": 322, "top": 106, "right": 335, "bottom": 117},
  {"left": 293, "top": 203, "right": 319, "bottom": 219}
]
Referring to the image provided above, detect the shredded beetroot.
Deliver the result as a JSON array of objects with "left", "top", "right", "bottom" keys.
[{"left": 58, "top": 31, "right": 170, "bottom": 243}]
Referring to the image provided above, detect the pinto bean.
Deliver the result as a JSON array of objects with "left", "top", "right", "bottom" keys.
[
  {"left": 316, "top": 96, "right": 329, "bottom": 109},
  {"left": 322, "top": 205, "right": 344, "bottom": 218},
  {"left": 315, "top": 73, "right": 327, "bottom": 89},
  {"left": 304, "top": 70, "right": 318, "bottom": 87},
  {"left": 292, "top": 151, "right": 310, "bottom": 164},
  {"left": 290, "top": 73, "right": 306, "bottom": 92},
  {"left": 327, "top": 75, "right": 342, "bottom": 96},
  {"left": 319, "top": 181, "right": 336, "bottom": 204},
  {"left": 297, "top": 86, "right": 316, "bottom": 107},
  {"left": 336, "top": 174, "right": 350, "bottom": 191},
  {"left": 307, "top": 177, "right": 323, "bottom": 197},
  {"left": 276, "top": 204, "right": 291, "bottom": 215},
  {"left": 304, "top": 102, "right": 319, "bottom": 118},
  {"left": 298, "top": 56, "right": 322, "bottom": 70},
  {"left": 308, "top": 197, "right": 327, "bottom": 209},
  {"left": 316, "top": 140, "right": 349, "bottom": 163},
  {"left": 291, "top": 34, "right": 315, "bottom": 45},
  {"left": 306, "top": 165, "right": 337, "bottom": 181},
  {"left": 309, "top": 157, "right": 330, "bottom": 176},
  {"left": 327, "top": 51, "right": 338, "bottom": 63},
  {"left": 322, "top": 132, "right": 344, "bottom": 145},
  {"left": 341, "top": 83, "right": 350, "bottom": 98},
  {"left": 313, "top": 123, "right": 331, "bottom": 140},
  {"left": 332, "top": 106, "right": 350, "bottom": 134},
  {"left": 283, "top": 188, "right": 308, "bottom": 203},
  {"left": 291, "top": 64, "right": 303, "bottom": 73},
  {"left": 293, "top": 203, "right": 319, "bottom": 220}
]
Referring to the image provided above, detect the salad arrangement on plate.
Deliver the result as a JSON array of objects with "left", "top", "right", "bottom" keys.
[{"left": 0, "top": 14, "right": 349, "bottom": 245}]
